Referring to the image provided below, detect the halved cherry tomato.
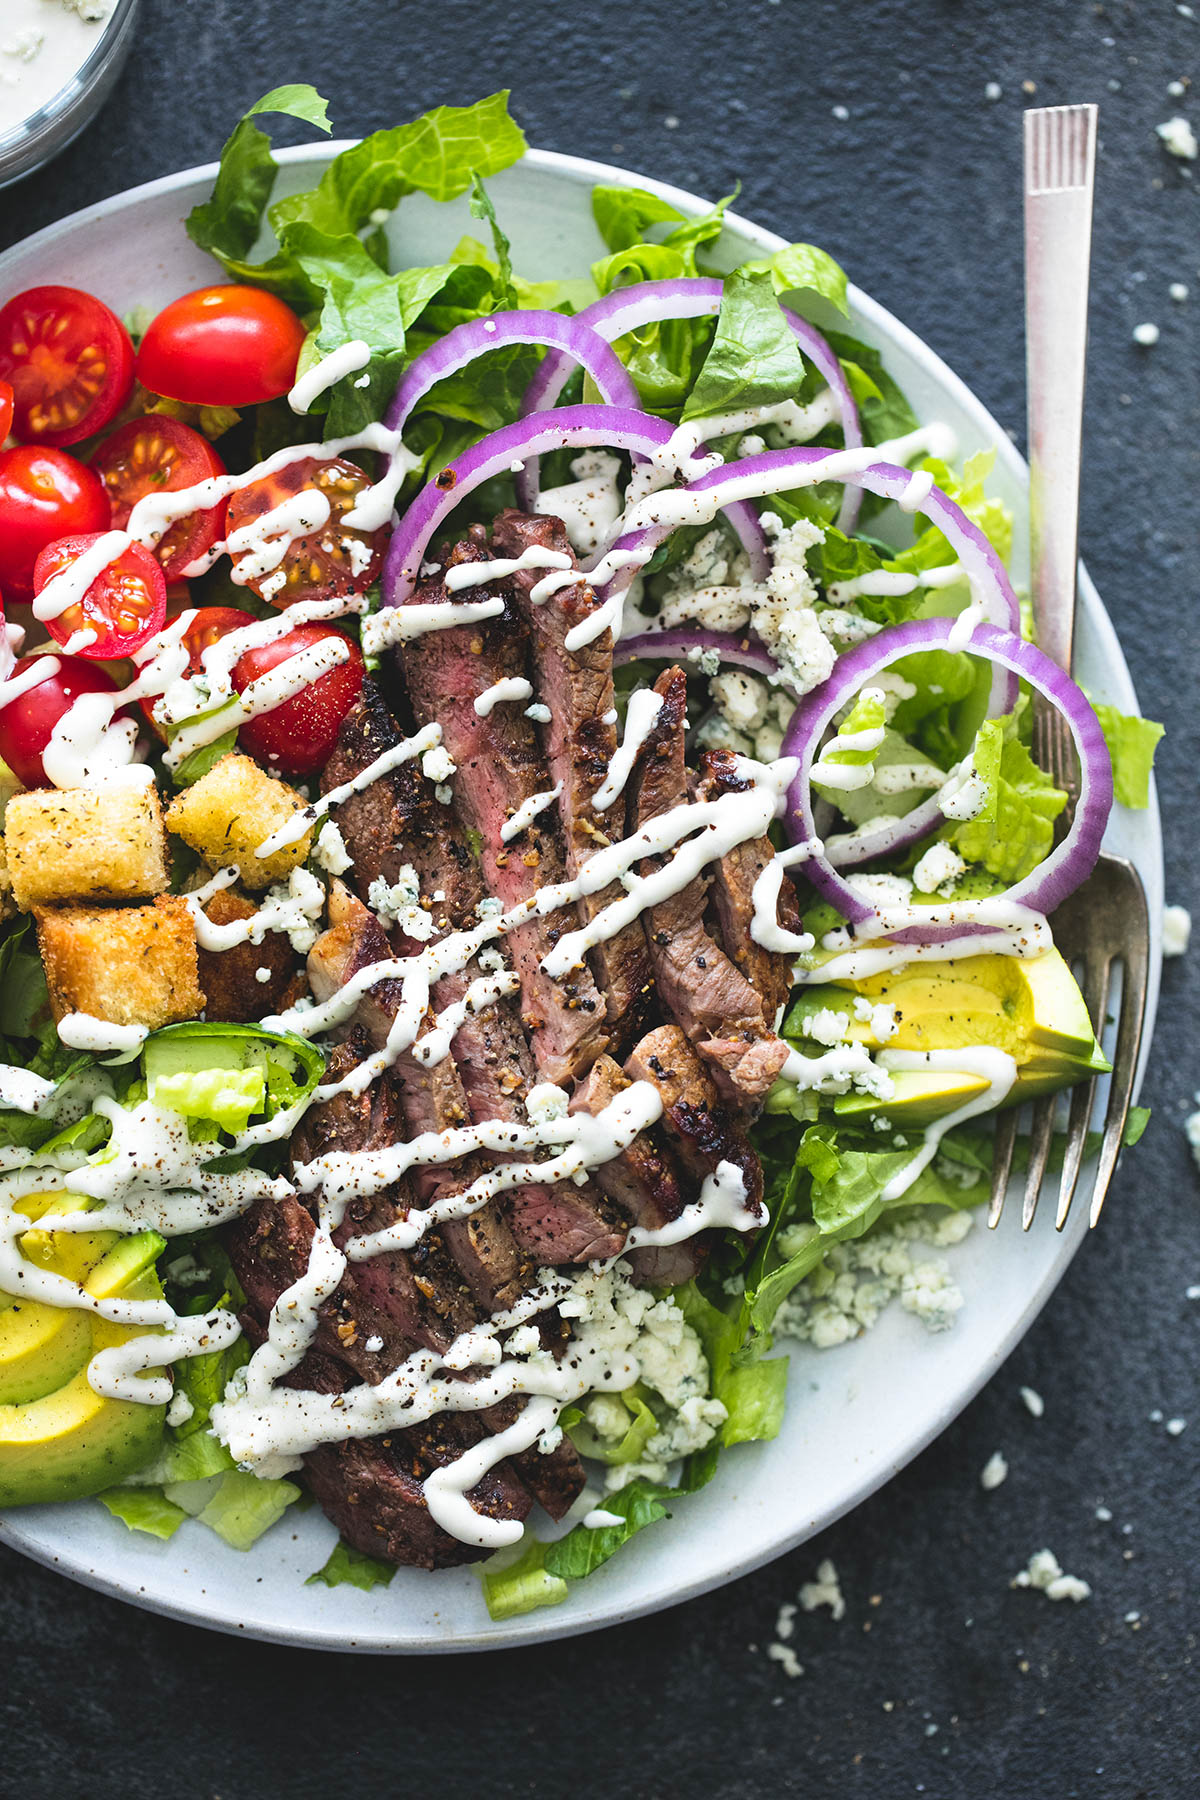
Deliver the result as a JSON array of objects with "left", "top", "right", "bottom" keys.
[
  {"left": 90, "top": 415, "right": 227, "bottom": 580},
  {"left": 0, "top": 445, "right": 110, "bottom": 598},
  {"left": 136, "top": 286, "right": 307, "bottom": 407},
  {"left": 225, "top": 456, "right": 385, "bottom": 610},
  {"left": 0, "top": 380, "right": 13, "bottom": 442},
  {"left": 34, "top": 533, "right": 166, "bottom": 659},
  {"left": 0, "top": 653, "right": 120, "bottom": 787},
  {"left": 233, "top": 623, "right": 365, "bottom": 776},
  {"left": 137, "top": 603, "right": 255, "bottom": 733},
  {"left": 0, "top": 286, "right": 134, "bottom": 446}
]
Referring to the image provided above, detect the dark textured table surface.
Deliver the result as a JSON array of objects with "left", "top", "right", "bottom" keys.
[{"left": 1, "top": 2, "right": 1197, "bottom": 1795}]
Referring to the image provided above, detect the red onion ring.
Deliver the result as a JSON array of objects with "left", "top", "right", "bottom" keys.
[
  {"left": 782, "top": 617, "right": 1112, "bottom": 940},
  {"left": 381, "top": 404, "right": 768, "bottom": 609},
  {"left": 384, "top": 309, "right": 639, "bottom": 434},
  {"left": 614, "top": 627, "right": 787, "bottom": 683},
  {"left": 516, "top": 276, "right": 864, "bottom": 532}
]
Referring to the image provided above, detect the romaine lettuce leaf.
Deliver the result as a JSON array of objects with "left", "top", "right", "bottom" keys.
[
  {"left": 306, "top": 1539, "right": 397, "bottom": 1592},
  {"left": 742, "top": 241, "right": 849, "bottom": 315},
  {"left": 1090, "top": 704, "right": 1163, "bottom": 809},
  {"left": 482, "top": 1535, "right": 569, "bottom": 1618},
  {"left": 683, "top": 267, "right": 806, "bottom": 422},
  {"left": 542, "top": 1441, "right": 720, "bottom": 1585},
  {"left": 96, "top": 1485, "right": 189, "bottom": 1540},
  {"left": 194, "top": 1469, "right": 301, "bottom": 1551}
]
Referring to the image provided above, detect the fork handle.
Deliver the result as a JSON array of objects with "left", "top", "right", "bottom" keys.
[{"left": 1024, "top": 105, "right": 1097, "bottom": 675}]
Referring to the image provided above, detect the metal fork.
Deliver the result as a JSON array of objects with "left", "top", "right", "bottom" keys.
[{"left": 988, "top": 104, "right": 1151, "bottom": 1232}]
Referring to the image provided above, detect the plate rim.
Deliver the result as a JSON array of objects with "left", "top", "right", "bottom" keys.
[{"left": 0, "top": 141, "right": 1164, "bottom": 1653}]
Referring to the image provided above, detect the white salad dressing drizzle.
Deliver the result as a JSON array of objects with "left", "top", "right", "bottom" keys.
[
  {"left": 288, "top": 340, "right": 372, "bottom": 413},
  {"left": 444, "top": 546, "right": 571, "bottom": 592},
  {"left": 474, "top": 676, "right": 534, "bottom": 718},
  {"left": 55, "top": 1015, "right": 148, "bottom": 1056},
  {"left": 499, "top": 782, "right": 562, "bottom": 843},
  {"left": 87, "top": 1307, "right": 243, "bottom": 1406},
  {"left": 875, "top": 1047, "right": 1018, "bottom": 1199},
  {"left": 592, "top": 687, "right": 664, "bottom": 811}
]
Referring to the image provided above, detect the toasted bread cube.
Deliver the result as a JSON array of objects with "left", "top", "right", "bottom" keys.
[
  {"left": 36, "top": 897, "right": 203, "bottom": 1030},
  {"left": 4, "top": 783, "right": 169, "bottom": 911},
  {"left": 165, "top": 753, "right": 313, "bottom": 890}
]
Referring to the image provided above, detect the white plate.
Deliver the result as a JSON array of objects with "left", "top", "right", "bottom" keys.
[{"left": 0, "top": 146, "right": 1163, "bottom": 1653}]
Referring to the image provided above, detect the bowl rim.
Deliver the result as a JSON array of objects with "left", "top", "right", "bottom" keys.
[{"left": 0, "top": 140, "right": 1164, "bottom": 1653}]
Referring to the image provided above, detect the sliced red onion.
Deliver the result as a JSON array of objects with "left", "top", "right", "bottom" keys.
[
  {"left": 782, "top": 617, "right": 1113, "bottom": 940},
  {"left": 384, "top": 309, "right": 639, "bottom": 434},
  {"left": 588, "top": 446, "right": 1020, "bottom": 717},
  {"left": 614, "top": 627, "right": 785, "bottom": 683},
  {"left": 516, "top": 276, "right": 864, "bottom": 531},
  {"left": 382, "top": 404, "right": 768, "bottom": 609}
]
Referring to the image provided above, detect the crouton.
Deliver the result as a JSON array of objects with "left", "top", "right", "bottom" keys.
[
  {"left": 5, "top": 783, "right": 169, "bottom": 910},
  {"left": 164, "top": 753, "right": 313, "bottom": 890},
  {"left": 196, "top": 884, "right": 306, "bottom": 1022},
  {"left": 36, "top": 896, "right": 203, "bottom": 1030},
  {"left": 0, "top": 838, "right": 12, "bottom": 922}
]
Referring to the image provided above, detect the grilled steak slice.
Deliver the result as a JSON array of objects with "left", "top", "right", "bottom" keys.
[
  {"left": 629, "top": 666, "right": 789, "bottom": 1108},
  {"left": 693, "top": 747, "right": 801, "bottom": 1022},
  {"left": 624, "top": 1024, "right": 764, "bottom": 1219},
  {"left": 307, "top": 886, "right": 526, "bottom": 1313},
  {"left": 394, "top": 531, "right": 608, "bottom": 1083},
  {"left": 230, "top": 1219, "right": 534, "bottom": 1570},
  {"left": 491, "top": 508, "right": 653, "bottom": 1047},
  {"left": 570, "top": 1054, "right": 703, "bottom": 1287},
  {"left": 309, "top": 883, "right": 622, "bottom": 1275},
  {"left": 196, "top": 885, "right": 306, "bottom": 1023},
  {"left": 288, "top": 1030, "right": 479, "bottom": 1351},
  {"left": 286, "top": 1029, "right": 587, "bottom": 1522}
]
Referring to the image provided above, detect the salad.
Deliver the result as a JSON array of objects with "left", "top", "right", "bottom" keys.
[{"left": 0, "top": 87, "right": 1161, "bottom": 1618}]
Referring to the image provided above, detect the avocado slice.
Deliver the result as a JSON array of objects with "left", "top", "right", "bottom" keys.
[
  {"left": 834, "top": 1068, "right": 992, "bottom": 1127},
  {"left": 789, "top": 948, "right": 1108, "bottom": 1128},
  {"left": 0, "top": 1231, "right": 168, "bottom": 1508},
  {"left": 0, "top": 1195, "right": 115, "bottom": 1408}
]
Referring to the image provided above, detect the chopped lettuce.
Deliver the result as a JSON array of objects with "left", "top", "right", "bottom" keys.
[
  {"left": 482, "top": 1536, "right": 569, "bottom": 1619},
  {"left": 96, "top": 1486, "right": 189, "bottom": 1540},
  {"left": 742, "top": 241, "right": 850, "bottom": 315},
  {"left": 194, "top": 1470, "right": 301, "bottom": 1551},
  {"left": 1091, "top": 704, "right": 1163, "bottom": 809},
  {"left": 307, "top": 1539, "right": 397, "bottom": 1592},
  {"left": 944, "top": 723, "right": 1066, "bottom": 885},
  {"left": 542, "top": 1442, "right": 720, "bottom": 1585},
  {"left": 683, "top": 267, "right": 807, "bottom": 422},
  {"left": 567, "top": 1383, "right": 658, "bottom": 1465},
  {"left": 186, "top": 88, "right": 527, "bottom": 430}
]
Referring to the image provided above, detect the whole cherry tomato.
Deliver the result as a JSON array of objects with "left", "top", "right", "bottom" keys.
[
  {"left": 136, "top": 286, "right": 307, "bottom": 406},
  {"left": 0, "top": 445, "right": 110, "bottom": 598},
  {"left": 233, "top": 623, "right": 364, "bottom": 776}
]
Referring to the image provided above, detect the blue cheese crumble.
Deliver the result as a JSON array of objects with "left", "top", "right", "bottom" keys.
[{"left": 773, "top": 1211, "right": 972, "bottom": 1348}]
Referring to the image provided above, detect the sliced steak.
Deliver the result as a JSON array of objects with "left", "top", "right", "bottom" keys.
[
  {"left": 570, "top": 1054, "right": 704, "bottom": 1288},
  {"left": 693, "top": 746, "right": 801, "bottom": 1023},
  {"left": 230, "top": 1219, "right": 533, "bottom": 1570},
  {"left": 491, "top": 508, "right": 653, "bottom": 1048},
  {"left": 393, "top": 531, "right": 608, "bottom": 1083},
  {"left": 288, "top": 1030, "right": 478, "bottom": 1352},
  {"left": 307, "top": 885, "right": 526, "bottom": 1313},
  {"left": 624, "top": 1023, "right": 764, "bottom": 1219},
  {"left": 629, "top": 666, "right": 789, "bottom": 1109}
]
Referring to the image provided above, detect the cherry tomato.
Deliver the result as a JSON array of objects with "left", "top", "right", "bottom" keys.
[
  {"left": 0, "top": 653, "right": 120, "bottom": 787},
  {"left": 136, "top": 603, "right": 255, "bottom": 735},
  {"left": 90, "top": 415, "right": 227, "bottom": 581},
  {"left": 0, "top": 380, "right": 13, "bottom": 442},
  {"left": 225, "top": 456, "right": 385, "bottom": 610},
  {"left": 34, "top": 533, "right": 166, "bottom": 659},
  {"left": 136, "top": 286, "right": 307, "bottom": 407},
  {"left": 0, "top": 286, "right": 134, "bottom": 446},
  {"left": 0, "top": 445, "right": 110, "bottom": 598},
  {"left": 233, "top": 623, "right": 364, "bottom": 776}
]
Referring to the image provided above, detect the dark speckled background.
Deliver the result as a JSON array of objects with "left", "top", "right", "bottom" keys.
[{"left": 1, "top": 2, "right": 1197, "bottom": 1795}]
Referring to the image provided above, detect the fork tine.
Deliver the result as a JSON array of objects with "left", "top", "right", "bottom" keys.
[
  {"left": 988, "top": 1108, "right": 1019, "bottom": 1228},
  {"left": 1089, "top": 874, "right": 1150, "bottom": 1228},
  {"left": 1022, "top": 1096, "right": 1058, "bottom": 1230},
  {"left": 1056, "top": 946, "right": 1112, "bottom": 1229}
]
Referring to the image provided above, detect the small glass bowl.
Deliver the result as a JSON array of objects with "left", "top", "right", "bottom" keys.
[{"left": 0, "top": 0, "right": 141, "bottom": 192}]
